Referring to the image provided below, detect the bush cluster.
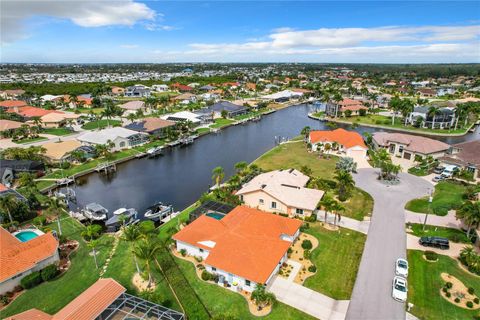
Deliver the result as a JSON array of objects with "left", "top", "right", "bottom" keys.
[
  {"left": 301, "top": 240, "right": 313, "bottom": 250},
  {"left": 303, "top": 249, "right": 311, "bottom": 259},
  {"left": 20, "top": 264, "right": 59, "bottom": 289},
  {"left": 308, "top": 265, "right": 317, "bottom": 273},
  {"left": 424, "top": 251, "right": 438, "bottom": 261}
]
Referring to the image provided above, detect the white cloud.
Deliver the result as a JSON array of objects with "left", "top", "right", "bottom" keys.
[
  {"left": 1, "top": 0, "right": 155, "bottom": 43},
  {"left": 120, "top": 44, "right": 139, "bottom": 49},
  {"left": 144, "top": 23, "right": 179, "bottom": 31}
]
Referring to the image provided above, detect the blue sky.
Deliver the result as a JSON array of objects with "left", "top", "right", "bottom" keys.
[{"left": 1, "top": 1, "right": 479, "bottom": 63}]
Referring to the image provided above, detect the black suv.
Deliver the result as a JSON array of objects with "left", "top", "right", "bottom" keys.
[{"left": 419, "top": 236, "right": 450, "bottom": 249}]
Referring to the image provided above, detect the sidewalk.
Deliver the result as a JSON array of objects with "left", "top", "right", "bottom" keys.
[
  {"left": 405, "top": 210, "right": 463, "bottom": 229},
  {"left": 317, "top": 210, "right": 370, "bottom": 235}
]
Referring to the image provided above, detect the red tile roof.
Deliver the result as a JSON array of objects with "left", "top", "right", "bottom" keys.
[
  {"left": 173, "top": 206, "right": 302, "bottom": 283},
  {"left": 8, "top": 106, "right": 61, "bottom": 118},
  {"left": 309, "top": 128, "right": 367, "bottom": 149},
  {"left": 4, "top": 308, "right": 53, "bottom": 320},
  {"left": 0, "top": 227, "right": 59, "bottom": 282},
  {"left": 171, "top": 83, "right": 193, "bottom": 91},
  {"left": 0, "top": 100, "right": 27, "bottom": 108}
]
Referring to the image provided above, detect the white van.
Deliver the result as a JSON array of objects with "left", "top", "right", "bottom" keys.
[{"left": 441, "top": 165, "right": 458, "bottom": 178}]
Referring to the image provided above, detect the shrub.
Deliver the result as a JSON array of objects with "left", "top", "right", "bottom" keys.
[
  {"left": 0, "top": 295, "right": 9, "bottom": 306},
  {"left": 20, "top": 271, "right": 42, "bottom": 289},
  {"left": 302, "top": 240, "right": 313, "bottom": 250},
  {"left": 424, "top": 251, "right": 438, "bottom": 261},
  {"left": 194, "top": 256, "right": 203, "bottom": 262},
  {"left": 180, "top": 249, "right": 186, "bottom": 257},
  {"left": 454, "top": 297, "right": 460, "bottom": 303},
  {"left": 442, "top": 287, "right": 448, "bottom": 293},
  {"left": 445, "top": 282, "right": 453, "bottom": 289},
  {"left": 467, "top": 301, "right": 474, "bottom": 308},
  {"left": 279, "top": 213, "right": 289, "bottom": 217},
  {"left": 41, "top": 264, "right": 58, "bottom": 281},
  {"left": 446, "top": 292, "right": 451, "bottom": 298},
  {"left": 33, "top": 216, "right": 47, "bottom": 226},
  {"left": 303, "top": 249, "right": 311, "bottom": 259},
  {"left": 308, "top": 265, "right": 317, "bottom": 273},
  {"left": 474, "top": 297, "right": 480, "bottom": 304},
  {"left": 468, "top": 287, "right": 475, "bottom": 294},
  {"left": 201, "top": 270, "right": 212, "bottom": 281},
  {"left": 196, "top": 264, "right": 205, "bottom": 270},
  {"left": 305, "top": 214, "right": 317, "bottom": 222}
]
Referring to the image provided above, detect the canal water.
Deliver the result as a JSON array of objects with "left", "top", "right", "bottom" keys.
[{"left": 68, "top": 104, "right": 479, "bottom": 216}]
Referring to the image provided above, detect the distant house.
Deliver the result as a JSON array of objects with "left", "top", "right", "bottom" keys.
[
  {"left": 0, "top": 119, "right": 26, "bottom": 136},
  {"left": 78, "top": 127, "right": 148, "bottom": 151},
  {"left": 372, "top": 132, "right": 450, "bottom": 162},
  {"left": 111, "top": 86, "right": 125, "bottom": 95},
  {"left": 0, "top": 160, "right": 45, "bottom": 179},
  {"left": 199, "top": 85, "right": 217, "bottom": 91},
  {"left": 325, "top": 98, "right": 367, "bottom": 117},
  {"left": 171, "top": 93, "right": 197, "bottom": 105},
  {"left": 40, "top": 112, "right": 80, "bottom": 128},
  {"left": 196, "top": 101, "right": 249, "bottom": 119},
  {"left": 152, "top": 84, "right": 169, "bottom": 92},
  {"left": 171, "top": 83, "right": 193, "bottom": 92},
  {"left": 6, "top": 106, "right": 59, "bottom": 121},
  {"left": 173, "top": 206, "right": 301, "bottom": 292},
  {"left": 0, "top": 100, "right": 27, "bottom": 111},
  {"left": 124, "top": 84, "right": 151, "bottom": 97},
  {"left": 5, "top": 278, "right": 184, "bottom": 320},
  {"left": 407, "top": 106, "right": 456, "bottom": 129},
  {"left": 437, "top": 88, "right": 456, "bottom": 97},
  {"left": 118, "top": 100, "right": 146, "bottom": 114},
  {"left": 309, "top": 128, "right": 368, "bottom": 158},
  {"left": 236, "top": 169, "right": 324, "bottom": 217},
  {"left": 261, "top": 90, "right": 303, "bottom": 102},
  {"left": 0, "top": 183, "right": 27, "bottom": 202},
  {"left": 417, "top": 88, "right": 436, "bottom": 98},
  {"left": 0, "top": 90, "right": 25, "bottom": 99},
  {"left": 439, "top": 140, "right": 480, "bottom": 180},
  {"left": 161, "top": 111, "right": 202, "bottom": 124},
  {"left": 0, "top": 227, "right": 59, "bottom": 294},
  {"left": 42, "top": 140, "right": 83, "bottom": 163},
  {"left": 125, "top": 117, "right": 176, "bottom": 137}
]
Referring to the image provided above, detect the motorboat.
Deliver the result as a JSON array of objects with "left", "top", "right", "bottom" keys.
[
  {"left": 106, "top": 207, "right": 139, "bottom": 231},
  {"left": 144, "top": 202, "right": 174, "bottom": 220},
  {"left": 54, "top": 188, "right": 76, "bottom": 201},
  {"left": 146, "top": 146, "right": 163, "bottom": 157},
  {"left": 81, "top": 203, "right": 108, "bottom": 221}
]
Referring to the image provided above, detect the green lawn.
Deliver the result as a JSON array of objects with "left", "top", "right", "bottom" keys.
[
  {"left": 408, "top": 167, "right": 429, "bottom": 176},
  {"left": 76, "top": 107, "right": 104, "bottom": 114},
  {"left": 304, "top": 224, "right": 366, "bottom": 299},
  {"left": 408, "top": 250, "right": 480, "bottom": 320},
  {"left": 254, "top": 140, "right": 373, "bottom": 220},
  {"left": 407, "top": 223, "right": 473, "bottom": 244},
  {"left": 195, "top": 127, "right": 211, "bottom": 135},
  {"left": 174, "top": 257, "right": 317, "bottom": 320},
  {"left": 42, "top": 127, "right": 74, "bottom": 136},
  {"left": 405, "top": 181, "right": 468, "bottom": 216},
  {"left": 81, "top": 119, "right": 121, "bottom": 130},
  {"left": 14, "top": 136, "right": 48, "bottom": 144},
  {"left": 336, "top": 114, "right": 471, "bottom": 135},
  {"left": 209, "top": 118, "right": 235, "bottom": 129}
]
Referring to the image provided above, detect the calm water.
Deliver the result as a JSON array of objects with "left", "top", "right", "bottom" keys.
[{"left": 68, "top": 104, "right": 478, "bottom": 215}]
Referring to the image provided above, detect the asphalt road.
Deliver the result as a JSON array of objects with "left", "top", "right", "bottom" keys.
[{"left": 346, "top": 168, "right": 432, "bottom": 320}]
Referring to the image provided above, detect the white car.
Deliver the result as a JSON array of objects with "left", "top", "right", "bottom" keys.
[
  {"left": 395, "top": 258, "right": 409, "bottom": 277},
  {"left": 392, "top": 276, "right": 408, "bottom": 302}
]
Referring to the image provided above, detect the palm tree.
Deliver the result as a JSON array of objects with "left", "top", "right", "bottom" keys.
[
  {"left": 320, "top": 195, "right": 335, "bottom": 223},
  {"left": 133, "top": 238, "right": 162, "bottom": 288},
  {"left": 251, "top": 284, "right": 276, "bottom": 308},
  {"left": 332, "top": 201, "right": 345, "bottom": 227},
  {"left": 81, "top": 224, "right": 102, "bottom": 241},
  {"left": 401, "top": 99, "right": 414, "bottom": 126},
  {"left": 389, "top": 96, "right": 402, "bottom": 126},
  {"left": 47, "top": 196, "right": 66, "bottom": 236},
  {"left": 332, "top": 93, "right": 342, "bottom": 118},
  {"left": 126, "top": 113, "right": 137, "bottom": 123},
  {"left": 0, "top": 194, "right": 17, "bottom": 224},
  {"left": 335, "top": 170, "right": 355, "bottom": 201},
  {"left": 456, "top": 201, "right": 480, "bottom": 238},
  {"left": 234, "top": 161, "right": 248, "bottom": 176},
  {"left": 121, "top": 224, "right": 142, "bottom": 274},
  {"left": 69, "top": 95, "right": 78, "bottom": 108},
  {"left": 428, "top": 106, "right": 441, "bottom": 129},
  {"left": 87, "top": 239, "right": 100, "bottom": 269},
  {"left": 17, "top": 172, "right": 37, "bottom": 191},
  {"left": 212, "top": 166, "right": 225, "bottom": 186},
  {"left": 301, "top": 126, "right": 311, "bottom": 139}
]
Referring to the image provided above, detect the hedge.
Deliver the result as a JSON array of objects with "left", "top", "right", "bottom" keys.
[
  {"left": 41, "top": 264, "right": 58, "bottom": 281},
  {"left": 20, "top": 271, "right": 42, "bottom": 289}
]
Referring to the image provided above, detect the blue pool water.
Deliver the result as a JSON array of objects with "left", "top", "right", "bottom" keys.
[
  {"left": 15, "top": 231, "right": 39, "bottom": 242},
  {"left": 206, "top": 212, "right": 225, "bottom": 220}
]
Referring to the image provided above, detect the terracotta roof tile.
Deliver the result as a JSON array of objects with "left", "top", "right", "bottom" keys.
[
  {"left": 309, "top": 128, "right": 367, "bottom": 149},
  {"left": 4, "top": 308, "right": 53, "bottom": 320}
]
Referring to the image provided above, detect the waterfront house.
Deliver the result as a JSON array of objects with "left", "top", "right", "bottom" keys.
[
  {"left": 77, "top": 127, "right": 148, "bottom": 151},
  {"left": 6, "top": 106, "right": 59, "bottom": 121},
  {"left": 40, "top": 112, "right": 80, "bottom": 128},
  {"left": 407, "top": 106, "right": 456, "bottom": 129},
  {"left": 439, "top": 140, "right": 480, "bottom": 180},
  {"left": 0, "top": 183, "right": 27, "bottom": 203},
  {"left": 171, "top": 92, "right": 197, "bottom": 105},
  {"left": 161, "top": 111, "right": 202, "bottom": 124},
  {"left": 417, "top": 88, "right": 436, "bottom": 98},
  {"left": 173, "top": 206, "right": 302, "bottom": 292},
  {"left": 261, "top": 90, "right": 303, "bottom": 102},
  {"left": 0, "top": 90, "right": 25, "bottom": 99},
  {"left": 125, "top": 84, "right": 151, "bottom": 97},
  {"left": 41, "top": 140, "right": 83, "bottom": 163},
  {"left": 236, "top": 169, "right": 324, "bottom": 217},
  {"left": 0, "top": 227, "right": 59, "bottom": 294},
  {"left": 196, "top": 101, "right": 249, "bottom": 119},
  {"left": 372, "top": 132, "right": 450, "bottom": 162},
  {"left": 325, "top": 98, "right": 367, "bottom": 117},
  {"left": 5, "top": 278, "right": 185, "bottom": 320},
  {"left": 171, "top": 83, "right": 193, "bottom": 92},
  {"left": 119, "top": 100, "right": 147, "bottom": 114},
  {"left": 125, "top": 117, "right": 176, "bottom": 137},
  {"left": 0, "top": 160, "right": 45, "bottom": 179},
  {"left": 152, "top": 84, "right": 169, "bottom": 92},
  {"left": 309, "top": 128, "right": 368, "bottom": 158}
]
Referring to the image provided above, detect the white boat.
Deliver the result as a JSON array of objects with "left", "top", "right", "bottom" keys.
[
  {"left": 81, "top": 203, "right": 108, "bottom": 221},
  {"left": 113, "top": 207, "right": 138, "bottom": 216},
  {"left": 144, "top": 202, "right": 174, "bottom": 220},
  {"left": 106, "top": 208, "right": 138, "bottom": 231},
  {"left": 146, "top": 146, "right": 163, "bottom": 157}
]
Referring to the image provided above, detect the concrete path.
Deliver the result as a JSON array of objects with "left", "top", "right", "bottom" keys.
[
  {"left": 268, "top": 276, "right": 349, "bottom": 320},
  {"left": 405, "top": 210, "right": 463, "bottom": 229},
  {"left": 286, "top": 259, "right": 302, "bottom": 282},
  {"left": 317, "top": 210, "right": 370, "bottom": 235},
  {"left": 346, "top": 168, "right": 433, "bottom": 320},
  {"left": 406, "top": 234, "right": 466, "bottom": 258}
]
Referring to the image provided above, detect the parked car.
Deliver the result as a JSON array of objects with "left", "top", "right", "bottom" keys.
[
  {"left": 432, "top": 175, "right": 445, "bottom": 182},
  {"left": 419, "top": 236, "right": 450, "bottom": 249},
  {"left": 441, "top": 165, "right": 459, "bottom": 178},
  {"left": 392, "top": 276, "right": 408, "bottom": 302},
  {"left": 395, "top": 258, "right": 409, "bottom": 277},
  {"left": 433, "top": 166, "right": 445, "bottom": 174}
]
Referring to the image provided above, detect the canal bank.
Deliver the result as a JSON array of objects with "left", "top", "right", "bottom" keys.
[{"left": 61, "top": 104, "right": 478, "bottom": 215}]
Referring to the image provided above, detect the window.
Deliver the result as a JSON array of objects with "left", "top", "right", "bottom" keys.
[
  {"left": 239, "top": 195, "right": 243, "bottom": 202},
  {"left": 119, "top": 141, "right": 126, "bottom": 148},
  {"left": 199, "top": 248, "right": 204, "bottom": 253},
  {"left": 211, "top": 267, "right": 216, "bottom": 272},
  {"left": 245, "top": 280, "right": 251, "bottom": 286},
  {"left": 271, "top": 201, "right": 277, "bottom": 209},
  {"left": 399, "top": 146, "right": 404, "bottom": 153},
  {"left": 259, "top": 199, "right": 264, "bottom": 204},
  {"left": 296, "top": 208, "right": 304, "bottom": 215}
]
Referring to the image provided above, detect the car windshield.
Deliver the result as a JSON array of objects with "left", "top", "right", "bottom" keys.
[
  {"left": 398, "top": 261, "right": 407, "bottom": 268},
  {"left": 395, "top": 283, "right": 406, "bottom": 292}
]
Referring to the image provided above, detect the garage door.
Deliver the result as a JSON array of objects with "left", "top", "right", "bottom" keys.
[{"left": 348, "top": 150, "right": 366, "bottom": 158}]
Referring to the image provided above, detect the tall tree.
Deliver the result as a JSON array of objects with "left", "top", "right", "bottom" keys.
[
  {"left": 121, "top": 224, "right": 142, "bottom": 274},
  {"left": 212, "top": 166, "right": 225, "bottom": 186},
  {"left": 133, "top": 238, "right": 162, "bottom": 288}
]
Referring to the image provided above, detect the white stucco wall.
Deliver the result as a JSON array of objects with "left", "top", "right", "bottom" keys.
[{"left": 176, "top": 240, "right": 210, "bottom": 260}]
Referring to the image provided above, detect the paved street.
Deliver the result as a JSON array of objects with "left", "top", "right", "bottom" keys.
[{"left": 346, "top": 168, "right": 432, "bottom": 320}]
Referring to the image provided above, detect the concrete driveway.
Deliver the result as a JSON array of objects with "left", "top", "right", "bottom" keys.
[
  {"left": 406, "top": 234, "right": 469, "bottom": 258},
  {"left": 346, "top": 168, "right": 432, "bottom": 320}
]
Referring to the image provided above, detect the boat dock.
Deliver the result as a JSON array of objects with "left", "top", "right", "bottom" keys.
[{"left": 95, "top": 162, "right": 116, "bottom": 173}]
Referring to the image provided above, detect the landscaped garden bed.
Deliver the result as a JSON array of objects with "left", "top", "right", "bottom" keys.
[{"left": 440, "top": 273, "right": 479, "bottom": 310}]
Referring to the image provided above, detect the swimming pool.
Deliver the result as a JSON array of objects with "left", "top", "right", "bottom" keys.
[
  {"left": 14, "top": 230, "right": 42, "bottom": 242},
  {"left": 205, "top": 212, "right": 225, "bottom": 220}
]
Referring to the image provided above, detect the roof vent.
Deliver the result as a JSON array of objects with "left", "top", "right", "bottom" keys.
[{"left": 261, "top": 184, "right": 267, "bottom": 189}]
